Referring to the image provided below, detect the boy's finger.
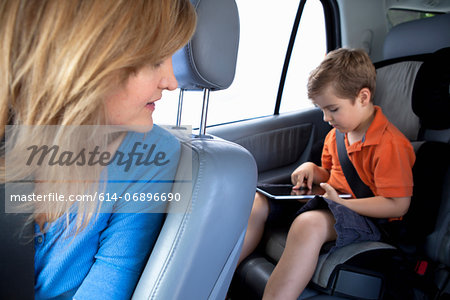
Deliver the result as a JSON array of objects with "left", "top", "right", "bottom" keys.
[
  {"left": 320, "top": 182, "right": 331, "bottom": 198},
  {"left": 320, "top": 182, "right": 341, "bottom": 200},
  {"left": 320, "top": 182, "right": 332, "bottom": 192},
  {"left": 292, "top": 182, "right": 302, "bottom": 189},
  {"left": 307, "top": 176, "right": 313, "bottom": 190},
  {"left": 291, "top": 174, "right": 304, "bottom": 189}
]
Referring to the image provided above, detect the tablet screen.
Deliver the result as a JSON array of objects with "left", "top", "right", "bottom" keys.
[{"left": 256, "top": 183, "right": 351, "bottom": 200}]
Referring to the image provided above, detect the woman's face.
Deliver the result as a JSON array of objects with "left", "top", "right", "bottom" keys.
[{"left": 104, "top": 57, "right": 178, "bottom": 131}]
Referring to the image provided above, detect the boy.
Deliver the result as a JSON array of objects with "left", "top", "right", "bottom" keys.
[{"left": 238, "top": 48, "right": 416, "bottom": 300}]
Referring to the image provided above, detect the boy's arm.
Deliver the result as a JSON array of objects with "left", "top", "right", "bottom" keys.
[
  {"left": 320, "top": 183, "right": 411, "bottom": 218},
  {"left": 291, "top": 162, "right": 330, "bottom": 190}
]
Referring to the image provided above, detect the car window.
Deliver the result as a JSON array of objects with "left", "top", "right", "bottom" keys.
[
  {"left": 280, "top": 0, "right": 327, "bottom": 113},
  {"left": 153, "top": 0, "right": 327, "bottom": 127}
]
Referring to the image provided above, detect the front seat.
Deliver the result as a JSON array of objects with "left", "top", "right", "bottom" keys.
[{"left": 132, "top": 0, "right": 258, "bottom": 299}]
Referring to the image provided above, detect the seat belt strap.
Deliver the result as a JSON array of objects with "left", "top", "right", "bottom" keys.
[
  {"left": 0, "top": 188, "right": 35, "bottom": 298},
  {"left": 1, "top": 128, "right": 35, "bottom": 299},
  {"left": 335, "top": 130, "right": 374, "bottom": 198}
]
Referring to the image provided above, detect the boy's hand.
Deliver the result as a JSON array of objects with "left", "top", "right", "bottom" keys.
[
  {"left": 291, "top": 162, "right": 316, "bottom": 190},
  {"left": 320, "top": 182, "right": 341, "bottom": 203}
]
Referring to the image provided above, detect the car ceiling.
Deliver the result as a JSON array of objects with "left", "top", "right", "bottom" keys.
[{"left": 385, "top": 0, "right": 450, "bottom": 12}]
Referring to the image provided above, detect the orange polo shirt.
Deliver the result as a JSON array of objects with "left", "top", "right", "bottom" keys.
[{"left": 322, "top": 106, "right": 415, "bottom": 199}]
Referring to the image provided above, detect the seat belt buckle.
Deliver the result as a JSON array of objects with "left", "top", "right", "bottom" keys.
[{"left": 415, "top": 260, "right": 428, "bottom": 275}]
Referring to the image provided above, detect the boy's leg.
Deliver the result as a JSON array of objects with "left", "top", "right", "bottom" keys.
[
  {"left": 237, "top": 192, "right": 270, "bottom": 266},
  {"left": 263, "top": 209, "right": 337, "bottom": 300}
]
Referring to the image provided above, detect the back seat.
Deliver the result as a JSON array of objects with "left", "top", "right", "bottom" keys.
[{"left": 230, "top": 14, "right": 450, "bottom": 299}]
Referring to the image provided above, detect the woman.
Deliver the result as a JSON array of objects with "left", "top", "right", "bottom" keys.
[{"left": 0, "top": 0, "right": 196, "bottom": 298}]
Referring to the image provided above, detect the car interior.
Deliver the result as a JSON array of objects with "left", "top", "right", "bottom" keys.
[
  {"left": 0, "top": 0, "right": 449, "bottom": 299},
  {"left": 207, "top": 1, "right": 450, "bottom": 299}
]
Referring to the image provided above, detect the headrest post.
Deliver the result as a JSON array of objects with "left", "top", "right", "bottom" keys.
[
  {"left": 176, "top": 89, "right": 185, "bottom": 127},
  {"left": 199, "top": 88, "right": 210, "bottom": 136}
]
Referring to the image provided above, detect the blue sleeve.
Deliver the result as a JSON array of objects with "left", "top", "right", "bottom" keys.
[
  {"left": 73, "top": 213, "right": 164, "bottom": 300},
  {"left": 74, "top": 129, "right": 181, "bottom": 299}
]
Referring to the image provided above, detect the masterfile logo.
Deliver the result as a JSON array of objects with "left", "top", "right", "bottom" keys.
[{"left": 4, "top": 125, "right": 193, "bottom": 214}]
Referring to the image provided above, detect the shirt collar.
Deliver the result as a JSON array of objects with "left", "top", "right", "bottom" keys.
[
  {"left": 346, "top": 105, "right": 388, "bottom": 153},
  {"left": 363, "top": 105, "right": 389, "bottom": 146}
]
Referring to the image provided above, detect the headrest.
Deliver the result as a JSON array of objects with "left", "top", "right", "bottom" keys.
[
  {"left": 373, "top": 59, "right": 422, "bottom": 141},
  {"left": 173, "top": 0, "right": 240, "bottom": 91},
  {"left": 383, "top": 13, "right": 450, "bottom": 60},
  {"left": 412, "top": 47, "right": 450, "bottom": 130}
]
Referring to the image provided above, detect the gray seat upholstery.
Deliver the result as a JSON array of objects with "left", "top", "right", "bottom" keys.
[
  {"left": 383, "top": 13, "right": 450, "bottom": 60},
  {"left": 133, "top": 137, "right": 256, "bottom": 300},
  {"left": 173, "top": 0, "right": 239, "bottom": 90},
  {"left": 132, "top": 1, "right": 257, "bottom": 299}
]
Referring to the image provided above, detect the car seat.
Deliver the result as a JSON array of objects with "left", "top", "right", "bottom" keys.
[
  {"left": 300, "top": 46, "right": 450, "bottom": 300},
  {"left": 230, "top": 14, "right": 450, "bottom": 300},
  {"left": 132, "top": 0, "right": 258, "bottom": 300}
]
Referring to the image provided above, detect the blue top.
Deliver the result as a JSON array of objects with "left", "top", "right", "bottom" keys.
[{"left": 34, "top": 125, "right": 181, "bottom": 299}]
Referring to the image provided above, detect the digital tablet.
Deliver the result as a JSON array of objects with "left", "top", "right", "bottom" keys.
[{"left": 256, "top": 183, "right": 352, "bottom": 200}]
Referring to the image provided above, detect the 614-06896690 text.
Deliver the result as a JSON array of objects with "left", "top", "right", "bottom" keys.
[{"left": 98, "top": 192, "right": 181, "bottom": 202}]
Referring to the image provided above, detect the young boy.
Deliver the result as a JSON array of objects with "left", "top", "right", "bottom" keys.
[{"left": 238, "top": 48, "right": 416, "bottom": 300}]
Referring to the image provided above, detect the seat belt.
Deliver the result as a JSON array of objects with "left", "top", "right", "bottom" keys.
[
  {"left": 0, "top": 187, "right": 35, "bottom": 299},
  {"left": 335, "top": 130, "right": 374, "bottom": 198}
]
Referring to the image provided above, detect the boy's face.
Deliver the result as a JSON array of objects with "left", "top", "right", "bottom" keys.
[{"left": 313, "top": 86, "right": 370, "bottom": 133}]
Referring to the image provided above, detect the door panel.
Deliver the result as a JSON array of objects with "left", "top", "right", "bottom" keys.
[{"left": 208, "top": 108, "right": 331, "bottom": 183}]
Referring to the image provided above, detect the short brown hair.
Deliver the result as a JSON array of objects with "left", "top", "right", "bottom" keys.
[{"left": 307, "top": 48, "right": 376, "bottom": 102}]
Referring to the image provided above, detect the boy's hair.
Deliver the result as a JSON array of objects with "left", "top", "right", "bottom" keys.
[{"left": 307, "top": 48, "right": 376, "bottom": 102}]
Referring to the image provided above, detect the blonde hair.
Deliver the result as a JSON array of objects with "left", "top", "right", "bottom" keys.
[
  {"left": 0, "top": 0, "right": 196, "bottom": 232},
  {"left": 307, "top": 48, "right": 376, "bottom": 103}
]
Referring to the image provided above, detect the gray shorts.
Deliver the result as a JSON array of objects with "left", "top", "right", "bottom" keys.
[{"left": 296, "top": 196, "right": 382, "bottom": 253}]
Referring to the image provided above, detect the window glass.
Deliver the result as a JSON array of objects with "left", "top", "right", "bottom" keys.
[
  {"left": 153, "top": 0, "right": 326, "bottom": 127},
  {"left": 280, "top": 0, "right": 327, "bottom": 113},
  {"left": 387, "top": 9, "right": 437, "bottom": 28}
]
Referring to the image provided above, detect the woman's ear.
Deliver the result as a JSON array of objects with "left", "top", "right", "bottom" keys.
[{"left": 357, "top": 87, "right": 372, "bottom": 106}]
